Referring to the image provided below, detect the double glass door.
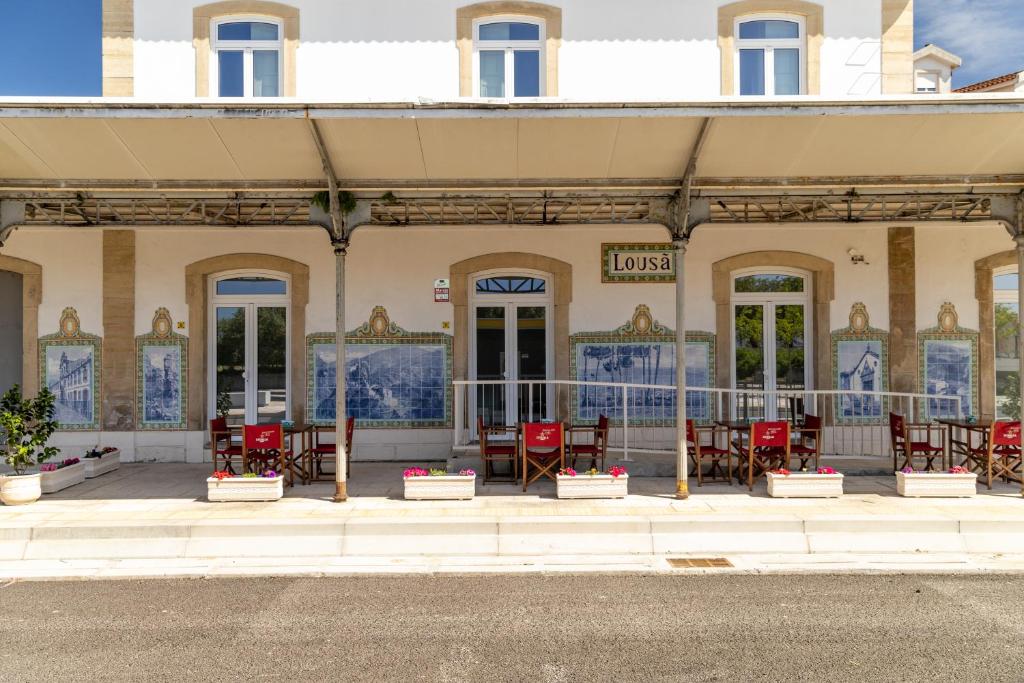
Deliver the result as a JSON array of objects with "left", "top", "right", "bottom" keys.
[
  {"left": 211, "top": 275, "right": 289, "bottom": 425},
  {"left": 733, "top": 272, "right": 810, "bottom": 421},
  {"left": 474, "top": 303, "right": 550, "bottom": 427}
]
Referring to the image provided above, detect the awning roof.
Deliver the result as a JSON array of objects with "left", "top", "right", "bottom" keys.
[{"left": 1, "top": 96, "right": 1023, "bottom": 192}]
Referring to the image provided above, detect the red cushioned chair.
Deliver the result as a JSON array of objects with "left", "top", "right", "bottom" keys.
[
  {"left": 478, "top": 416, "right": 518, "bottom": 483},
  {"left": 889, "top": 412, "right": 944, "bottom": 472},
  {"left": 521, "top": 422, "right": 565, "bottom": 492},
  {"left": 210, "top": 417, "right": 242, "bottom": 474},
  {"left": 746, "top": 421, "right": 790, "bottom": 490},
  {"left": 687, "top": 419, "right": 731, "bottom": 486},
  {"left": 790, "top": 414, "right": 822, "bottom": 471},
  {"left": 242, "top": 423, "right": 291, "bottom": 483},
  {"left": 310, "top": 417, "right": 354, "bottom": 482},
  {"left": 567, "top": 414, "right": 609, "bottom": 472},
  {"left": 986, "top": 420, "right": 1022, "bottom": 489}
]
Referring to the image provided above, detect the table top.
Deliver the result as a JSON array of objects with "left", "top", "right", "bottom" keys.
[
  {"left": 935, "top": 418, "right": 992, "bottom": 430},
  {"left": 715, "top": 420, "right": 753, "bottom": 430}
]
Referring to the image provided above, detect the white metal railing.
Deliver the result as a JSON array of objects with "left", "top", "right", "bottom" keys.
[{"left": 452, "top": 380, "right": 963, "bottom": 461}]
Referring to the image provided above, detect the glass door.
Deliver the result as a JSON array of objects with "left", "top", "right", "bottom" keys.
[
  {"left": 470, "top": 273, "right": 553, "bottom": 434},
  {"left": 210, "top": 274, "right": 289, "bottom": 425},
  {"left": 732, "top": 272, "right": 811, "bottom": 421}
]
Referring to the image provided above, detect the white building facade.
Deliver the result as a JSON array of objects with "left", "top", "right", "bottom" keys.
[{"left": 1, "top": 0, "right": 1022, "bottom": 501}]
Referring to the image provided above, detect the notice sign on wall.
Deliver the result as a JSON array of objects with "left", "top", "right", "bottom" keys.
[
  {"left": 601, "top": 243, "right": 676, "bottom": 283},
  {"left": 434, "top": 278, "right": 450, "bottom": 302}
]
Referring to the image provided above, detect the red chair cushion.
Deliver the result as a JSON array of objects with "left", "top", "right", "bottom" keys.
[
  {"left": 790, "top": 444, "right": 816, "bottom": 454},
  {"left": 909, "top": 442, "right": 943, "bottom": 453},
  {"left": 312, "top": 445, "right": 336, "bottom": 455},
  {"left": 483, "top": 445, "right": 516, "bottom": 456},
  {"left": 569, "top": 444, "right": 600, "bottom": 455},
  {"left": 216, "top": 445, "right": 242, "bottom": 456}
]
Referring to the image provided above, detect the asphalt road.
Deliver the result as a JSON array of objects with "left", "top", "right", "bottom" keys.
[{"left": 1, "top": 574, "right": 1022, "bottom": 682}]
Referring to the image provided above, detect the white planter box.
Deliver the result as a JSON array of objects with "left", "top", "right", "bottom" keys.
[
  {"left": 207, "top": 476, "right": 284, "bottom": 502},
  {"left": 896, "top": 471, "right": 977, "bottom": 498},
  {"left": 556, "top": 474, "right": 628, "bottom": 499},
  {"left": 403, "top": 475, "right": 476, "bottom": 500},
  {"left": 39, "top": 462, "right": 86, "bottom": 493},
  {"left": 83, "top": 450, "right": 120, "bottom": 478},
  {"left": 766, "top": 473, "right": 844, "bottom": 498}
]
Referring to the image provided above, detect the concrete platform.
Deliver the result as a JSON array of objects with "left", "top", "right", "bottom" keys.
[{"left": 0, "top": 463, "right": 1022, "bottom": 579}]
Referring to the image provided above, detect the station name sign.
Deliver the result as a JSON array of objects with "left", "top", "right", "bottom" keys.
[{"left": 601, "top": 243, "right": 676, "bottom": 283}]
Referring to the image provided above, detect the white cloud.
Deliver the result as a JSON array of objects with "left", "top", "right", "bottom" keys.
[{"left": 917, "top": 0, "right": 1024, "bottom": 82}]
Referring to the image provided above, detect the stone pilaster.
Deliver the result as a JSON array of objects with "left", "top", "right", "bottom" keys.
[
  {"left": 102, "top": 0, "right": 134, "bottom": 96},
  {"left": 888, "top": 227, "right": 917, "bottom": 392},
  {"left": 102, "top": 230, "right": 136, "bottom": 430}
]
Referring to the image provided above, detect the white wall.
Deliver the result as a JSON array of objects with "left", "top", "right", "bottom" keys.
[
  {"left": 913, "top": 55, "right": 954, "bottom": 94},
  {"left": 915, "top": 223, "right": 1013, "bottom": 331},
  {"left": 133, "top": 0, "right": 885, "bottom": 100},
  {"left": 3, "top": 228, "right": 103, "bottom": 337}
]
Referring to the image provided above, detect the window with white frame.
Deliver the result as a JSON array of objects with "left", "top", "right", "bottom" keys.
[
  {"left": 993, "top": 267, "right": 1020, "bottom": 418},
  {"left": 735, "top": 16, "right": 805, "bottom": 96},
  {"left": 915, "top": 71, "right": 940, "bottom": 93},
  {"left": 474, "top": 18, "right": 544, "bottom": 98},
  {"left": 212, "top": 18, "right": 282, "bottom": 97}
]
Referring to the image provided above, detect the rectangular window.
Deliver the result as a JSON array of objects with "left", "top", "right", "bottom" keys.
[
  {"left": 253, "top": 50, "right": 280, "bottom": 97},
  {"left": 773, "top": 48, "right": 800, "bottom": 95},
  {"left": 915, "top": 71, "right": 940, "bottom": 93},
  {"left": 739, "top": 49, "right": 766, "bottom": 96},
  {"left": 218, "top": 50, "right": 244, "bottom": 97},
  {"left": 513, "top": 50, "right": 540, "bottom": 97},
  {"left": 480, "top": 50, "right": 505, "bottom": 97}
]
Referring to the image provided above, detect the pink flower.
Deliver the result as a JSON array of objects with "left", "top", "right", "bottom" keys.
[
  {"left": 948, "top": 466, "right": 970, "bottom": 474},
  {"left": 458, "top": 469, "right": 475, "bottom": 477},
  {"left": 403, "top": 467, "right": 429, "bottom": 478},
  {"left": 900, "top": 466, "right": 915, "bottom": 474},
  {"left": 40, "top": 464, "right": 58, "bottom": 472},
  {"left": 559, "top": 467, "right": 577, "bottom": 477},
  {"left": 607, "top": 466, "right": 627, "bottom": 478},
  {"left": 816, "top": 467, "right": 836, "bottom": 475}
]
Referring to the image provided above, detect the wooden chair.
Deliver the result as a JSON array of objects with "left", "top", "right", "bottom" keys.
[
  {"left": 745, "top": 421, "right": 790, "bottom": 491},
  {"left": 210, "top": 417, "right": 242, "bottom": 474},
  {"left": 986, "top": 421, "right": 1022, "bottom": 489},
  {"left": 687, "top": 420, "right": 731, "bottom": 486},
  {"left": 790, "top": 414, "right": 822, "bottom": 471},
  {"left": 567, "top": 414, "right": 609, "bottom": 471},
  {"left": 521, "top": 422, "right": 565, "bottom": 492},
  {"left": 242, "top": 424, "right": 291, "bottom": 484},
  {"left": 889, "top": 412, "right": 944, "bottom": 472},
  {"left": 478, "top": 417, "right": 518, "bottom": 483},
  {"left": 310, "top": 417, "right": 354, "bottom": 482}
]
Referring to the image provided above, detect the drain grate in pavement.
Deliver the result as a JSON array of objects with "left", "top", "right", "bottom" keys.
[{"left": 667, "top": 558, "right": 733, "bottom": 569}]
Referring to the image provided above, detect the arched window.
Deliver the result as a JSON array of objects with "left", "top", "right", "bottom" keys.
[
  {"left": 473, "top": 18, "right": 544, "bottom": 97},
  {"left": 735, "top": 15, "right": 805, "bottom": 95},
  {"left": 211, "top": 17, "right": 283, "bottom": 97}
]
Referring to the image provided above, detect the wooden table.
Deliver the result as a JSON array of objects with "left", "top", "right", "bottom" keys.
[
  {"left": 935, "top": 418, "right": 991, "bottom": 472},
  {"left": 715, "top": 420, "right": 753, "bottom": 480}
]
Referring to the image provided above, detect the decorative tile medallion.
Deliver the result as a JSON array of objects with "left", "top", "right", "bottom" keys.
[
  {"left": 38, "top": 307, "right": 102, "bottom": 431},
  {"left": 831, "top": 303, "right": 889, "bottom": 424},
  {"left": 569, "top": 305, "right": 715, "bottom": 425},
  {"left": 135, "top": 308, "right": 188, "bottom": 430},
  {"left": 917, "top": 302, "right": 979, "bottom": 420},
  {"left": 601, "top": 243, "right": 675, "bottom": 283},
  {"left": 307, "top": 306, "right": 453, "bottom": 428}
]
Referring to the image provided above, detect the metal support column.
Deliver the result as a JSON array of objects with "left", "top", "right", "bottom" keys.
[
  {"left": 674, "top": 235, "right": 690, "bottom": 499},
  {"left": 334, "top": 236, "right": 349, "bottom": 501}
]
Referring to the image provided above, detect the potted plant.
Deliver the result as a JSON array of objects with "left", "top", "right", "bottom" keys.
[
  {"left": 403, "top": 467, "right": 476, "bottom": 500},
  {"left": 766, "top": 467, "right": 844, "bottom": 498},
  {"left": 896, "top": 465, "right": 977, "bottom": 498},
  {"left": 39, "top": 457, "right": 86, "bottom": 493},
  {"left": 0, "top": 385, "right": 59, "bottom": 506},
  {"left": 556, "top": 466, "right": 629, "bottom": 499},
  {"left": 207, "top": 469, "right": 284, "bottom": 502},
  {"left": 82, "top": 446, "right": 121, "bottom": 478}
]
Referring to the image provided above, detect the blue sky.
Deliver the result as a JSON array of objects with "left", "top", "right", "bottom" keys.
[{"left": 0, "top": 0, "right": 1020, "bottom": 95}]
